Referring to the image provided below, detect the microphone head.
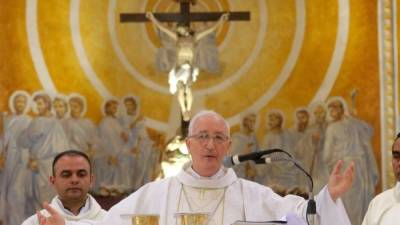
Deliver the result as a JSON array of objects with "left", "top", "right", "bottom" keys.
[{"left": 223, "top": 156, "right": 234, "bottom": 168}]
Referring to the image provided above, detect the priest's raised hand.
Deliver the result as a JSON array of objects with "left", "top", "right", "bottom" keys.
[{"left": 327, "top": 160, "right": 355, "bottom": 201}]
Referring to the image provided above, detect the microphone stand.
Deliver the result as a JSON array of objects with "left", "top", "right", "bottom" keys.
[{"left": 256, "top": 154, "right": 317, "bottom": 225}]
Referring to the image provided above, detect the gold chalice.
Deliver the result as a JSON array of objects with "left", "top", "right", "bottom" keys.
[
  {"left": 175, "top": 212, "right": 209, "bottom": 225},
  {"left": 120, "top": 214, "right": 159, "bottom": 225}
]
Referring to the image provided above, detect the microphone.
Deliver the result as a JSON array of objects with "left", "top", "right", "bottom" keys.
[
  {"left": 223, "top": 148, "right": 292, "bottom": 168},
  {"left": 260, "top": 154, "right": 317, "bottom": 225},
  {"left": 258, "top": 155, "right": 314, "bottom": 191}
]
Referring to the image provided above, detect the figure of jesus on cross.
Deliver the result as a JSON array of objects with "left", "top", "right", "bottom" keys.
[
  {"left": 120, "top": 0, "right": 250, "bottom": 121},
  {"left": 146, "top": 12, "right": 229, "bottom": 121}
]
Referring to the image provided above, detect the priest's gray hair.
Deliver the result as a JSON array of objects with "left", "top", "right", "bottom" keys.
[{"left": 188, "top": 110, "right": 230, "bottom": 137}]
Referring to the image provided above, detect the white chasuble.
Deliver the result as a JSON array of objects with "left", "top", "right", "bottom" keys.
[{"left": 65, "top": 162, "right": 351, "bottom": 225}]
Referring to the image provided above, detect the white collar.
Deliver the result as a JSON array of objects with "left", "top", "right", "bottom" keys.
[
  {"left": 54, "top": 196, "right": 90, "bottom": 217},
  {"left": 176, "top": 162, "right": 237, "bottom": 189},
  {"left": 186, "top": 165, "right": 226, "bottom": 180}
]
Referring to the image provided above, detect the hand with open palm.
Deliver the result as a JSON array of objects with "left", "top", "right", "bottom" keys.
[{"left": 327, "top": 160, "right": 355, "bottom": 201}]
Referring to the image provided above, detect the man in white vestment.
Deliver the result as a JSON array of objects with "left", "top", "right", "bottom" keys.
[
  {"left": 0, "top": 91, "right": 32, "bottom": 225},
  {"left": 323, "top": 97, "right": 378, "bottom": 225},
  {"left": 22, "top": 150, "right": 106, "bottom": 225},
  {"left": 230, "top": 112, "right": 259, "bottom": 180},
  {"left": 18, "top": 92, "right": 70, "bottom": 213},
  {"left": 362, "top": 133, "right": 400, "bottom": 225},
  {"left": 37, "top": 110, "right": 354, "bottom": 225}
]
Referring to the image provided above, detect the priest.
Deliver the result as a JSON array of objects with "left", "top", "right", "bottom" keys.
[
  {"left": 23, "top": 150, "right": 106, "bottom": 225},
  {"left": 37, "top": 110, "right": 354, "bottom": 225},
  {"left": 361, "top": 133, "right": 400, "bottom": 225}
]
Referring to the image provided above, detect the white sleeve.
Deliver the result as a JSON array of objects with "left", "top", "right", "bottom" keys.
[
  {"left": 20, "top": 215, "right": 37, "bottom": 225},
  {"left": 361, "top": 197, "right": 375, "bottom": 225},
  {"left": 315, "top": 186, "right": 351, "bottom": 225}
]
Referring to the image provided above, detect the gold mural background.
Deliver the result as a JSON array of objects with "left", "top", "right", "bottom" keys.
[{"left": 0, "top": 0, "right": 388, "bottom": 188}]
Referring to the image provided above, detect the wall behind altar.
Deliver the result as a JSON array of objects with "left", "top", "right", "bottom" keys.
[{"left": 1, "top": 0, "right": 396, "bottom": 192}]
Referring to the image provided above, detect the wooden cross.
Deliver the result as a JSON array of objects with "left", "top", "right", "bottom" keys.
[{"left": 120, "top": 0, "right": 250, "bottom": 27}]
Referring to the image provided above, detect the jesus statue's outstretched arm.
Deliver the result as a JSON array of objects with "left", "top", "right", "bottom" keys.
[
  {"left": 146, "top": 12, "right": 178, "bottom": 41},
  {"left": 195, "top": 13, "right": 229, "bottom": 42}
]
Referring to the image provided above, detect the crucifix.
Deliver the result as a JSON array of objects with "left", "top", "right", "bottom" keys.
[{"left": 120, "top": 0, "right": 250, "bottom": 124}]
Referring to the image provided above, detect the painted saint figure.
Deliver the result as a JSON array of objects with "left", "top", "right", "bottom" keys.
[
  {"left": 119, "top": 96, "right": 142, "bottom": 190},
  {"left": 230, "top": 112, "right": 259, "bottom": 180},
  {"left": 323, "top": 97, "right": 379, "bottom": 225},
  {"left": 0, "top": 91, "right": 32, "bottom": 225},
  {"left": 95, "top": 99, "right": 130, "bottom": 195},
  {"left": 64, "top": 94, "right": 98, "bottom": 158},
  {"left": 260, "top": 110, "right": 299, "bottom": 188},
  {"left": 52, "top": 95, "right": 69, "bottom": 133},
  {"left": 18, "top": 92, "right": 69, "bottom": 213},
  {"left": 119, "top": 96, "right": 157, "bottom": 190}
]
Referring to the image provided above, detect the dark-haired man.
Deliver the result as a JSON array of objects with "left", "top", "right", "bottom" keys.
[{"left": 22, "top": 150, "right": 106, "bottom": 225}]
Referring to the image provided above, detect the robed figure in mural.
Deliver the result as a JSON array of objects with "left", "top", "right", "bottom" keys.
[
  {"left": 0, "top": 91, "right": 32, "bottom": 225},
  {"left": 260, "top": 110, "right": 299, "bottom": 188},
  {"left": 323, "top": 97, "right": 379, "bottom": 225},
  {"left": 52, "top": 95, "right": 69, "bottom": 133},
  {"left": 119, "top": 96, "right": 159, "bottom": 190},
  {"left": 230, "top": 112, "right": 259, "bottom": 180},
  {"left": 95, "top": 99, "right": 130, "bottom": 194},
  {"left": 289, "top": 108, "right": 311, "bottom": 148},
  {"left": 119, "top": 96, "right": 139, "bottom": 190},
  {"left": 292, "top": 105, "right": 330, "bottom": 191},
  {"left": 64, "top": 94, "right": 98, "bottom": 159},
  {"left": 289, "top": 108, "right": 318, "bottom": 189},
  {"left": 294, "top": 103, "right": 330, "bottom": 193},
  {"left": 146, "top": 12, "right": 229, "bottom": 121},
  {"left": 17, "top": 92, "right": 69, "bottom": 213}
]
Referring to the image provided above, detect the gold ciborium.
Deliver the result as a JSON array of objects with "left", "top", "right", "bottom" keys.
[
  {"left": 175, "top": 212, "right": 209, "bottom": 225},
  {"left": 120, "top": 214, "right": 159, "bottom": 225}
]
